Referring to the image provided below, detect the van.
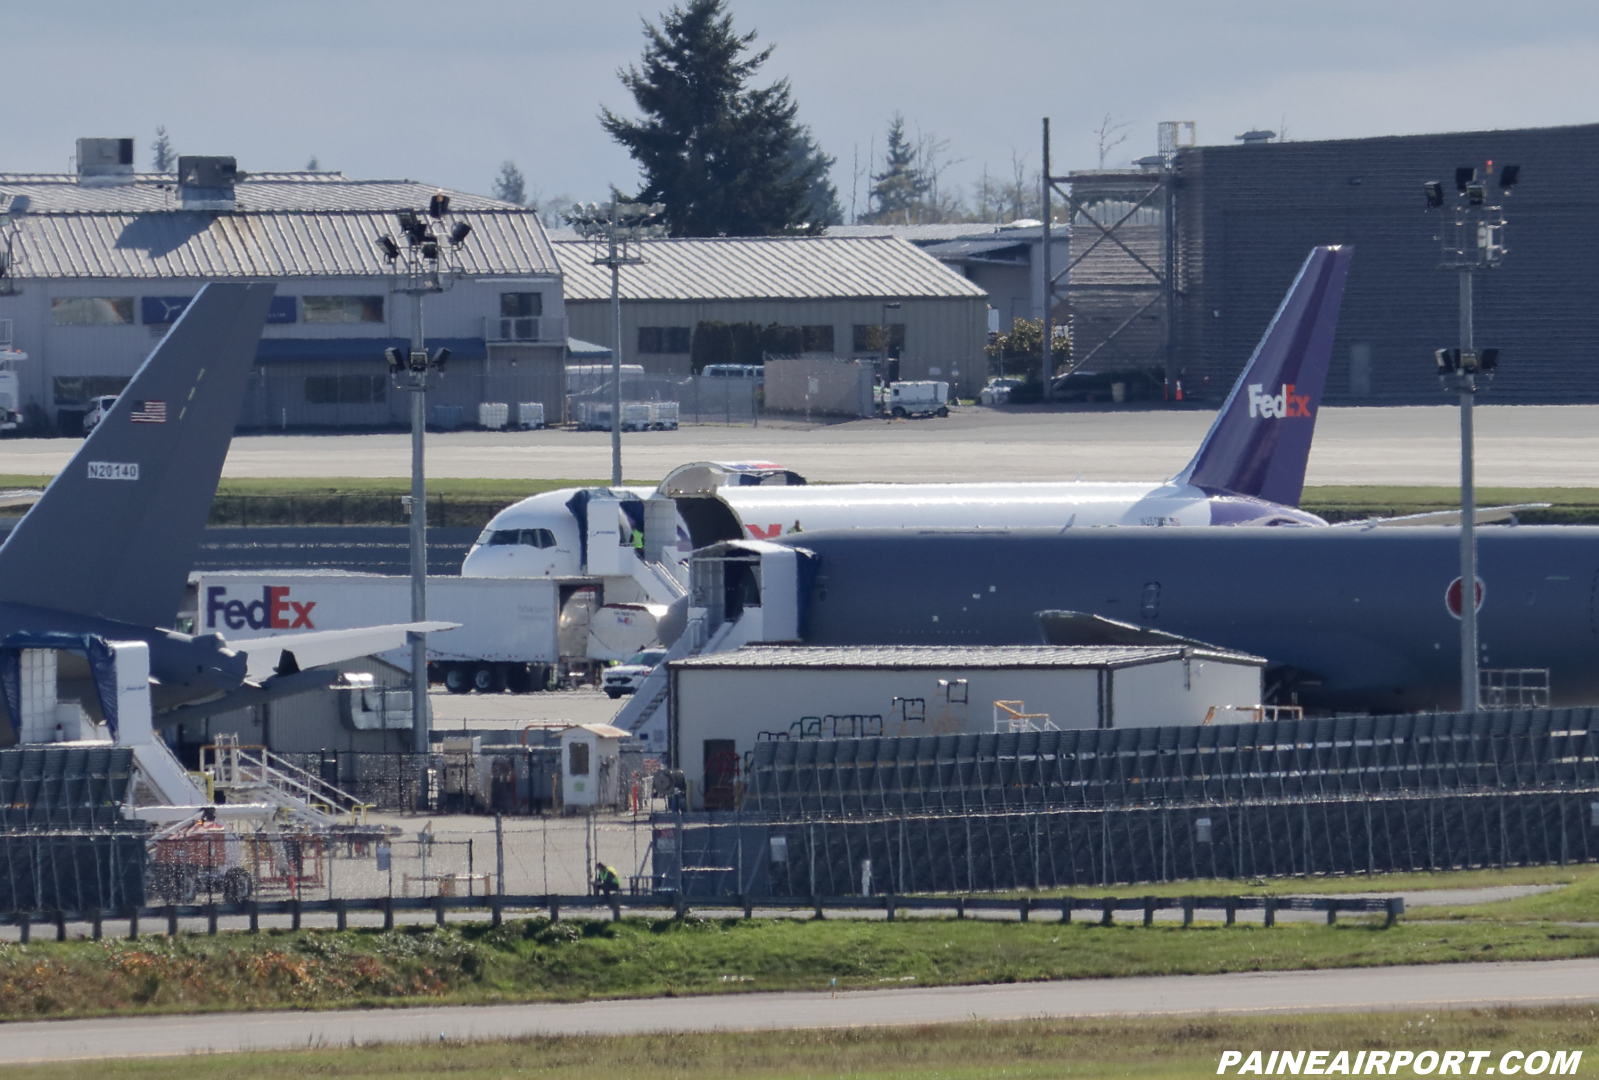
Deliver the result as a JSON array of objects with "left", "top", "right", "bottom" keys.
[
  {"left": 82, "top": 394, "right": 119, "bottom": 434},
  {"left": 702, "top": 364, "right": 763, "bottom": 385}
]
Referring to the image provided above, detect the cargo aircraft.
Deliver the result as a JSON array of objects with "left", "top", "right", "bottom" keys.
[
  {"left": 0, "top": 283, "right": 447, "bottom": 746},
  {"left": 463, "top": 245, "right": 1355, "bottom": 581}
]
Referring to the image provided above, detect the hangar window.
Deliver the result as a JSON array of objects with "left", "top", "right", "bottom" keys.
[
  {"left": 801, "top": 325, "right": 834, "bottom": 352},
  {"left": 499, "top": 293, "right": 544, "bottom": 340},
  {"left": 637, "top": 326, "right": 691, "bottom": 354},
  {"left": 303, "top": 295, "right": 384, "bottom": 323},
  {"left": 53, "top": 375, "right": 130, "bottom": 406},
  {"left": 852, "top": 323, "right": 904, "bottom": 357},
  {"left": 304, "top": 375, "right": 385, "bottom": 404},
  {"left": 481, "top": 528, "right": 556, "bottom": 549},
  {"left": 52, "top": 297, "right": 135, "bottom": 326}
]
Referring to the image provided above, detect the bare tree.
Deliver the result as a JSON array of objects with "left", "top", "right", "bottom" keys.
[
  {"left": 1094, "top": 113, "right": 1131, "bottom": 169},
  {"left": 913, "top": 124, "right": 968, "bottom": 223}
]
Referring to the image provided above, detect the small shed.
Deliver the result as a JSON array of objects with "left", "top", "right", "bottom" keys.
[
  {"left": 669, "top": 644, "right": 1265, "bottom": 810},
  {"left": 560, "top": 722, "right": 630, "bottom": 810}
]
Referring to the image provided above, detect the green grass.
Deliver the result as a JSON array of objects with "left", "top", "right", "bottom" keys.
[
  {"left": 1299, "top": 486, "right": 1599, "bottom": 524},
  {"left": 2, "top": 914, "right": 1598, "bottom": 1022},
  {"left": 7, "top": 1007, "right": 1599, "bottom": 1078}
]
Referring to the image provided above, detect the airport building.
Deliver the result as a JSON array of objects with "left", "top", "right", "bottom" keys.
[
  {"left": 0, "top": 140, "right": 566, "bottom": 431},
  {"left": 555, "top": 234, "right": 991, "bottom": 396},
  {"left": 1168, "top": 121, "right": 1599, "bottom": 404}
]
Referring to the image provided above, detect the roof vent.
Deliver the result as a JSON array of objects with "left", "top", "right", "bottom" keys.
[
  {"left": 1235, "top": 129, "right": 1276, "bottom": 145},
  {"left": 76, "top": 138, "right": 135, "bottom": 186},
  {"left": 177, "top": 156, "right": 238, "bottom": 209}
]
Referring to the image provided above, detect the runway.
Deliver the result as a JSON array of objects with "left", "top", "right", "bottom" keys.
[
  {"left": 5, "top": 404, "right": 1599, "bottom": 486},
  {"left": 5, "top": 958, "right": 1598, "bottom": 1063}
]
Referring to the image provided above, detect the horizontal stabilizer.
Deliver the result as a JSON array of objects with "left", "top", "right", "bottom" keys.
[
  {"left": 1336, "top": 504, "right": 1551, "bottom": 528},
  {"left": 157, "top": 668, "right": 341, "bottom": 726},
  {"left": 231, "top": 620, "right": 459, "bottom": 682},
  {"left": 1036, "top": 609, "right": 1203, "bottom": 647}
]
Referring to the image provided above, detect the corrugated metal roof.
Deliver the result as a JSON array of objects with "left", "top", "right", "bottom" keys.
[
  {"left": 4, "top": 208, "right": 557, "bottom": 279},
  {"left": 0, "top": 173, "right": 518, "bottom": 214},
  {"left": 555, "top": 236, "right": 987, "bottom": 302},
  {"left": 672, "top": 644, "right": 1265, "bottom": 670}
]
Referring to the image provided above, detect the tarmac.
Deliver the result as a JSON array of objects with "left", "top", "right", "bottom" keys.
[{"left": 6, "top": 403, "right": 1599, "bottom": 486}]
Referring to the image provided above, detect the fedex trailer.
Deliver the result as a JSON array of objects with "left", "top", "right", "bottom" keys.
[{"left": 194, "top": 572, "right": 560, "bottom": 693}]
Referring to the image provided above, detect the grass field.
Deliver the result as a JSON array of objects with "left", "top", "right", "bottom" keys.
[
  {"left": 7, "top": 1007, "right": 1598, "bottom": 1079},
  {"left": 3, "top": 904, "right": 1598, "bottom": 1022}
]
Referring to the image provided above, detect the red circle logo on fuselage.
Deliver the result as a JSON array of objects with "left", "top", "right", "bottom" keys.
[{"left": 1445, "top": 577, "right": 1484, "bottom": 619}]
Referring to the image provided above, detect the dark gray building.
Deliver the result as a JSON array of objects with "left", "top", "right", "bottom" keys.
[{"left": 1171, "top": 122, "right": 1599, "bottom": 404}]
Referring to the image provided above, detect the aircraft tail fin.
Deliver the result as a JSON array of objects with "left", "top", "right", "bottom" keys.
[
  {"left": 1174, "top": 245, "right": 1352, "bottom": 506},
  {"left": 0, "top": 283, "right": 275, "bottom": 626}
]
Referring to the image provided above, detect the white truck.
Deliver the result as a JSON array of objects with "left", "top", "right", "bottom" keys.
[
  {"left": 883, "top": 380, "right": 950, "bottom": 419},
  {"left": 192, "top": 572, "right": 562, "bottom": 693}
]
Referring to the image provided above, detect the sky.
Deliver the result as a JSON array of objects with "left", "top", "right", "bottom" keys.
[{"left": 8, "top": 0, "right": 1599, "bottom": 217}]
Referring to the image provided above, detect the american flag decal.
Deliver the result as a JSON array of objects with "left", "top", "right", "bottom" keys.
[{"left": 130, "top": 400, "right": 166, "bottom": 424}]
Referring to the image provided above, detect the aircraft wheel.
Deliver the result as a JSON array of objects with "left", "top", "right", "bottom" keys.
[{"left": 443, "top": 666, "right": 471, "bottom": 694}]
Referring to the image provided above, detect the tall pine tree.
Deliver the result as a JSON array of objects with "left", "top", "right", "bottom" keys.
[
  {"left": 865, "top": 114, "right": 929, "bottom": 223},
  {"left": 601, "top": 0, "right": 819, "bottom": 236}
]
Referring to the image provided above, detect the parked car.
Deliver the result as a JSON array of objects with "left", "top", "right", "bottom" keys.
[
  {"left": 979, "top": 377, "right": 1025, "bottom": 405},
  {"left": 702, "top": 364, "right": 764, "bottom": 386},
  {"left": 82, "top": 394, "right": 119, "bottom": 434},
  {"left": 1050, "top": 368, "right": 1165, "bottom": 403},
  {"left": 601, "top": 647, "right": 669, "bottom": 699}
]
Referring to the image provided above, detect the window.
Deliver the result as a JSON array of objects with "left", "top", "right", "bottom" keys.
[
  {"left": 852, "top": 323, "right": 905, "bottom": 356},
  {"left": 52, "top": 297, "right": 135, "bottom": 326},
  {"left": 637, "top": 326, "right": 691, "bottom": 354},
  {"left": 501, "top": 292, "right": 543, "bottom": 318},
  {"left": 482, "top": 528, "right": 557, "bottom": 549},
  {"left": 303, "top": 296, "right": 384, "bottom": 324},
  {"left": 568, "top": 741, "right": 590, "bottom": 776},
  {"left": 53, "top": 375, "right": 130, "bottom": 406},
  {"left": 801, "top": 325, "right": 834, "bottom": 352},
  {"left": 499, "top": 293, "right": 543, "bottom": 340},
  {"left": 304, "top": 375, "right": 386, "bottom": 404}
]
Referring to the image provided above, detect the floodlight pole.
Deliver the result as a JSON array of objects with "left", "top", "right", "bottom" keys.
[
  {"left": 1041, "top": 118, "right": 1053, "bottom": 402},
  {"left": 399, "top": 284, "right": 437, "bottom": 758},
  {"left": 609, "top": 195, "right": 623, "bottom": 487},
  {"left": 1457, "top": 267, "right": 1478, "bottom": 713}
]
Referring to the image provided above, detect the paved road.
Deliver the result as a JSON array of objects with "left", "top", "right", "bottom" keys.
[
  {"left": 7, "top": 405, "right": 1599, "bottom": 486},
  {"left": 5, "top": 958, "right": 1599, "bottom": 1063}
]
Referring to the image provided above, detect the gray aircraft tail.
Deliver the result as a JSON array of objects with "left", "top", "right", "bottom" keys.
[{"left": 0, "top": 283, "right": 275, "bottom": 627}]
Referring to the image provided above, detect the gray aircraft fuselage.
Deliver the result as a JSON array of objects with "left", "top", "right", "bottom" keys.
[{"left": 781, "top": 525, "right": 1599, "bottom": 713}]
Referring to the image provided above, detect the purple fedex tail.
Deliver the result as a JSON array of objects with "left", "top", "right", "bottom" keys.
[{"left": 1175, "top": 245, "right": 1353, "bottom": 508}]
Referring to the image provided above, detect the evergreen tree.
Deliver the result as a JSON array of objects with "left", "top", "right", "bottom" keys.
[
  {"left": 149, "top": 126, "right": 175, "bottom": 173},
  {"left": 785, "top": 125, "right": 842, "bottom": 227},
  {"left": 863, "top": 115, "right": 929, "bottom": 223},
  {"left": 493, "top": 160, "right": 528, "bottom": 206},
  {"left": 306, "top": 155, "right": 320, "bottom": 171},
  {"left": 601, "top": 0, "right": 814, "bottom": 236}
]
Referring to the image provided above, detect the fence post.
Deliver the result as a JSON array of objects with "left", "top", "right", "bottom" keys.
[
  {"left": 1224, "top": 898, "right": 1236, "bottom": 926},
  {"left": 290, "top": 898, "right": 301, "bottom": 932},
  {"left": 491, "top": 898, "right": 502, "bottom": 928},
  {"left": 166, "top": 904, "right": 178, "bottom": 937},
  {"left": 549, "top": 899, "right": 560, "bottom": 923},
  {"left": 54, "top": 911, "right": 66, "bottom": 942},
  {"left": 90, "top": 909, "right": 102, "bottom": 941},
  {"left": 1060, "top": 898, "right": 1071, "bottom": 924},
  {"left": 813, "top": 895, "right": 824, "bottom": 920},
  {"left": 335, "top": 900, "right": 347, "bottom": 932},
  {"left": 741, "top": 895, "right": 752, "bottom": 920},
  {"left": 206, "top": 904, "right": 218, "bottom": 936},
  {"left": 1143, "top": 896, "right": 1156, "bottom": 927},
  {"left": 126, "top": 907, "right": 138, "bottom": 941},
  {"left": 610, "top": 895, "right": 621, "bottom": 922},
  {"left": 1181, "top": 897, "right": 1194, "bottom": 928},
  {"left": 495, "top": 812, "right": 505, "bottom": 896},
  {"left": 1263, "top": 897, "right": 1276, "bottom": 928},
  {"left": 434, "top": 895, "right": 446, "bottom": 927},
  {"left": 383, "top": 896, "right": 395, "bottom": 931},
  {"left": 955, "top": 897, "right": 966, "bottom": 920},
  {"left": 674, "top": 894, "right": 688, "bottom": 920},
  {"left": 1385, "top": 897, "right": 1404, "bottom": 928},
  {"left": 249, "top": 902, "right": 259, "bottom": 934},
  {"left": 885, "top": 895, "right": 895, "bottom": 923},
  {"left": 1326, "top": 900, "right": 1337, "bottom": 926},
  {"left": 18, "top": 912, "right": 29, "bottom": 944},
  {"left": 1018, "top": 898, "right": 1029, "bottom": 923},
  {"left": 1100, "top": 897, "right": 1115, "bottom": 926}
]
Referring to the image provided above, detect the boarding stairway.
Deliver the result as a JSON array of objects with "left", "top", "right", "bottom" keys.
[
  {"left": 200, "top": 735, "right": 373, "bottom": 828},
  {"left": 615, "top": 613, "right": 742, "bottom": 747},
  {"left": 636, "top": 557, "right": 688, "bottom": 605}
]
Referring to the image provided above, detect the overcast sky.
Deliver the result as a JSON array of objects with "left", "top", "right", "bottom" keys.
[{"left": 9, "top": 0, "right": 1599, "bottom": 216}]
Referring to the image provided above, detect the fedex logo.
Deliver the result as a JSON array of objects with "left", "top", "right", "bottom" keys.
[
  {"left": 1247, "top": 383, "right": 1312, "bottom": 419},
  {"left": 205, "top": 586, "right": 316, "bottom": 631}
]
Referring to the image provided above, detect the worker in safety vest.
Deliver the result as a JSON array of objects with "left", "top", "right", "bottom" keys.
[
  {"left": 631, "top": 526, "right": 645, "bottom": 554},
  {"left": 594, "top": 861, "right": 621, "bottom": 896}
]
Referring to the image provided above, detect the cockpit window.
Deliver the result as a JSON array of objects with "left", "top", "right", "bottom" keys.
[{"left": 480, "top": 528, "right": 557, "bottom": 549}]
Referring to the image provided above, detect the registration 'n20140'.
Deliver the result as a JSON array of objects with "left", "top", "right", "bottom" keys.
[{"left": 87, "top": 462, "right": 140, "bottom": 481}]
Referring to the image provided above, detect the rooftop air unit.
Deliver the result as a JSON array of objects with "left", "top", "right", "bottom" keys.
[
  {"left": 177, "top": 156, "right": 239, "bottom": 209},
  {"left": 76, "top": 138, "right": 135, "bottom": 186}
]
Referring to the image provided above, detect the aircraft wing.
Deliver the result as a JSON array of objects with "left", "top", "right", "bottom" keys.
[
  {"left": 1036, "top": 609, "right": 1205, "bottom": 647},
  {"left": 230, "top": 621, "right": 460, "bottom": 682},
  {"left": 1335, "top": 503, "right": 1551, "bottom": 528}
]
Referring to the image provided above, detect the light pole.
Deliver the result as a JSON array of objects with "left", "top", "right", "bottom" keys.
[
  {"left": 1424, "top": 162, "right": 1516, "bottom": 711},
  {"left": 566, "top": 199, "right": 666, "bottom": 486},
  {"left": 376, "top": 196, "right": 473, "bottom": 761}
]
